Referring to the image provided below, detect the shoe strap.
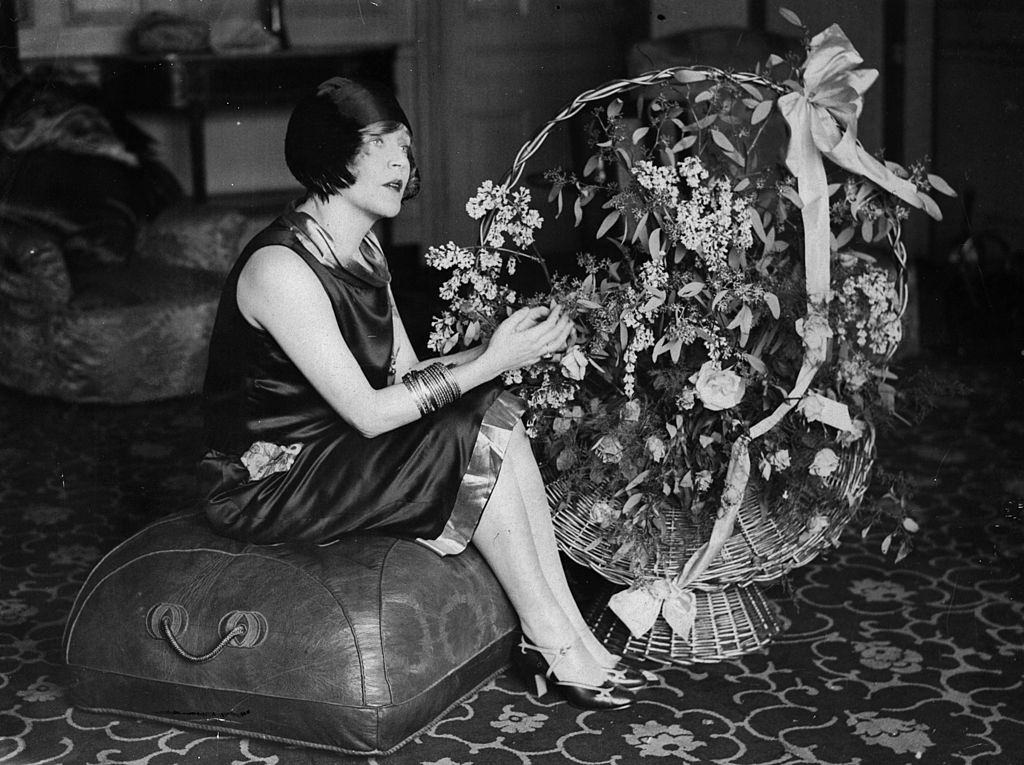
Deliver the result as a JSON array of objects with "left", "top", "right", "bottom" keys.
[{"left": 518, "top": 637, "right": 572, "bottom": 678}]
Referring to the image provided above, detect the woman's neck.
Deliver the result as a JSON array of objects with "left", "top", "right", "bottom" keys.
[{"left": 297, "top": 195, "right": 377, "bottom": 266}]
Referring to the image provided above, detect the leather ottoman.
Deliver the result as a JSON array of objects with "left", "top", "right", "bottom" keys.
[{"left": 62, "top": 511, "right": 519, "bottom": 755}]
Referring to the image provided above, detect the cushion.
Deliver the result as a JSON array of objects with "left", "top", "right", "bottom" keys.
[
  {"left": 0, "top": 201, "right": 262, "bottom": 403},
  {"left": 0, "top": 220, "right": 71, "bottom": 316},
  {"left": 136, "top": 204, "right": 265, "bottom": 275},
  {"left": 62, "top": 511, "right": 519, "bottom": 756}
]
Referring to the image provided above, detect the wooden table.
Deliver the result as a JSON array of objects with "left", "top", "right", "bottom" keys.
[{"left": 98, "top": 46, "right": 396, "bottom": 202}]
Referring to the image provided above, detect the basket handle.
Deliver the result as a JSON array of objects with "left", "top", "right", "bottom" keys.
[
  {"left": 146, "top": 603, "right": 268, "bottom": 663},
  {"left": 477, "top": 63, "right": 910, "bottom": 337},
  {"left": 480, "top": 65, "right": 784, "bottom": 246}
]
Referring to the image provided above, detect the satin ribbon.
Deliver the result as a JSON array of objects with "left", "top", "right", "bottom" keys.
[
  {"left": 609, "top": 437, "right": 750, "bottom": 639},
  {"left": 610, "top": 24, "right": 942, "bottom": 642},
  {"left": 752, "top": 23, "right": 940, "bottom": 438}
]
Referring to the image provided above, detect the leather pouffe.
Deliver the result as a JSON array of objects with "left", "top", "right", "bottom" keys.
[{"left": 62, "top": 511, "right": 519, "bottom": 756}]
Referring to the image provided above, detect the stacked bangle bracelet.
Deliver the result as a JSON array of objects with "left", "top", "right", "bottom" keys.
[{"left": 402, "top": 363, "right": 462, "bottom": 415}]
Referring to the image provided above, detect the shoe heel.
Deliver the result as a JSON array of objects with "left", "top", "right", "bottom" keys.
[{"left": 533, "top": 673, "right": 548, "bottom": 697}]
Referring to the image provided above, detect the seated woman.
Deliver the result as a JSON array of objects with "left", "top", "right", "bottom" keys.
[{"left": 198, "top": 77, "right": 650, "bottom": 710}]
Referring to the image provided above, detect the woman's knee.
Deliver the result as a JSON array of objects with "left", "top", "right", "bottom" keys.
[{"left": 507, "top": 420, "right": 538, "bottom": 462}]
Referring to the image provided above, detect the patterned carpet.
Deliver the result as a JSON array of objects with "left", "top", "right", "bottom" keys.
[{"left": 1, "top": 354, "right": 1022, "bottom": 765}]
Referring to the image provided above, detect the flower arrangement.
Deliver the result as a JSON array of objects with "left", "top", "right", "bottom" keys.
[{"left": 427, "top": 14, "right": 954, "bottom": 588}]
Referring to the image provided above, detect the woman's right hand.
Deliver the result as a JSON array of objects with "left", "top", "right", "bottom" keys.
[{"left": 481, "top": 302, "right": 572, "bottom": 377}]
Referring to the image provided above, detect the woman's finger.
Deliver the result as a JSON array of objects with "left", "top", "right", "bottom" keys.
[
  {"left": 507, "top": 305, "right": 535, "bottom": 324},
  {"left": 534, "top": 313, "right": 572, "bottom": 347}
]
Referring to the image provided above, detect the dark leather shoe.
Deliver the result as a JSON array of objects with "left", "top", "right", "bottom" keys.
[
  {"left": 605, "top": 662, "right": 658, "bottom": 690},
  {"left": 512, "top": 639, "right": 634, "bottom": 711}
]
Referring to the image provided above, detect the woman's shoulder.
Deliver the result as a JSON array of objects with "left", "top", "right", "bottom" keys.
[
  {"left": 236, "top": 243, "right": 331, "bottom": 325},
  {"left": 240, "top": 244, "right": 322, "bottom": 295}
]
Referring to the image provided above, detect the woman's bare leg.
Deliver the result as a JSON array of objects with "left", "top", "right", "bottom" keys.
[
  {"left": 503, "top": 425, "right": 620, "bottom": 668},
  {"left": 472, "top": 447, "right": 608, "bottom": 688}
]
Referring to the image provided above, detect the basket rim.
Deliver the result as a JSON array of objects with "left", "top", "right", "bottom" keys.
[{"left": 549, "top": 431, "right": 876, "bottom": 589}]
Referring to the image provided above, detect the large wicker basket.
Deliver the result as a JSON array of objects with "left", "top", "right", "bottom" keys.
[{"left": 482, "top": 66, "right": 909, "bottom": 664}]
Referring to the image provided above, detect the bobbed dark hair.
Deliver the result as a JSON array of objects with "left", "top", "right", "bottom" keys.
[{"left": 285, "top": 77, "right": 420, "bottom": 202}]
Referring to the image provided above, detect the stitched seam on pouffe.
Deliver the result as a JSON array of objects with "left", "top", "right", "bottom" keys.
[
  {"left": 66, "top": 632, "right": 513, "bottom": 706},
  {"left": 375, "top": 660, "right": 513, "bottom": 755},
  {"left": 377, "top": 538, "right": 401, "bottom": 711},
  {"left": 72, "top": 662, "right": 511, "bottom": 757},
  {"left": 62, "top": 513, "right": 186, "bottom": 657}
]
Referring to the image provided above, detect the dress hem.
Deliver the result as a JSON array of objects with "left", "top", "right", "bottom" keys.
[{"left": 416, "top": 391, "right": 525, "bottom": 556}]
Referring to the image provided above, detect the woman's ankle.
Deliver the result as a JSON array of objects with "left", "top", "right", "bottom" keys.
[
  {"left": 521, "top": 636, "right": 607, "bottom": 687},
  {"left": 579, "top": 631, "right": 619, "bottom": 668}
]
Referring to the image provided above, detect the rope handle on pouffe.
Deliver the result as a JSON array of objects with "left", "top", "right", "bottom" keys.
[{"left": 146, "top": 603, "right": 268, "bottom": 663}]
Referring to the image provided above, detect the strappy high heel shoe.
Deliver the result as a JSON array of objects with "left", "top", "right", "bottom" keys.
[{"left": 512, "top": 638, "right": 635, "bottom": 710}]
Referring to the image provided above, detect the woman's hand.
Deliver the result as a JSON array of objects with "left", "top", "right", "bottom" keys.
[{"left": 481, "top": 302, "right": 572, "bottom": 377}]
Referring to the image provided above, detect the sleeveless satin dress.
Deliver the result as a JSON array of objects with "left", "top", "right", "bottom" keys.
[{"left": 198, "top": 212, "right": 525, "bottom": 554}]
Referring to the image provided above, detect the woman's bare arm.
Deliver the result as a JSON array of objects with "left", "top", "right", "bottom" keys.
[
  {"left": 238, "top": 246, "right": 569, "bottom": 438},
  {"left": 388, "top": 288, "right": 486, "bottom": 378}
]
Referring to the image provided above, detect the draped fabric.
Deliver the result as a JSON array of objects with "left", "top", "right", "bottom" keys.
[{"left": 199, "top": 215, "right": 523, "bottom": 552}]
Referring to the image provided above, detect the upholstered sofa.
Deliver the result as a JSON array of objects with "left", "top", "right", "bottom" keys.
[{"left": 0, "top": 204, "right": 262, "bottom": 403}]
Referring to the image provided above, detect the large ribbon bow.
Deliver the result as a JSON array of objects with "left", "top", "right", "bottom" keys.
[{"left": 779, "top": 23, "right": 942, "bottom": 305}]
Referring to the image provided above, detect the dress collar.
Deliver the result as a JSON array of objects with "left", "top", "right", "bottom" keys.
[{"left": 279, "top": 208, "right": 391, "bottom": 289}]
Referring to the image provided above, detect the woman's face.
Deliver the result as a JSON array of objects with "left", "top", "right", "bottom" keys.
[{"left": 340, "top": 125, "right": 412, "bottom": 221}]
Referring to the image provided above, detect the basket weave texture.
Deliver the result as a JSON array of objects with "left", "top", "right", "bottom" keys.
[{"left": 547, "top": 431, "right": 874, "bottom": 590}]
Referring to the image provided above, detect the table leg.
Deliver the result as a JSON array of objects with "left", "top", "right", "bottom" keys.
[{"left": 188, "top": 102, "right": 207, "bottom": 203}]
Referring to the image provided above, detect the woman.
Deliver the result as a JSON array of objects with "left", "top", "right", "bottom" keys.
[{"left": 199, "top": 77, "right": 649, "bottom": 710}]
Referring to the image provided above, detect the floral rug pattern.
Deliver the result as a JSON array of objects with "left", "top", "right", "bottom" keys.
[{"left": 1, "top": 359, "right": 1022, "bottom": 764}]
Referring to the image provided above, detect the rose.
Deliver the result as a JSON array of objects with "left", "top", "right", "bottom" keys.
[
  {"left": 837, "top": 419, "right": 868, "bottom": 446},
  {"left": 795, "top": 310, "right": 833, "bottom": 365},
  {"left": 798, "top": 392, "right": 854, "bottom": 431},
  {"left": 594, "top": 435, "right": 624, "bottom": 464},
  {"left": 809, "top": 448, "right": 840, "bottom": 477},
  {"left": 759, "top": 449, "right": 791, "bottom": 480},
  {"left": 690, "top": 362, "right": 746, "bottom": 411},
  {"left": 695, "top": 469, "right": 713, "bottom": 492},
  {"left": 589, "top": 499, "right": 620, "bottom": 528},
  {"left": 559, "top": 345, "right": 588, "bottom": 381},
  {"left": 677, "top": 389, "right": 696, "bottom": 410},
  {"left": 799, "top": 394, "right": 827, "bottom": 423},
  {"left": 798, "top": 513, "right": 830, "bottom": 542},
  {"left": 645, "top": 435, "right": 667, "bottom": 463}
]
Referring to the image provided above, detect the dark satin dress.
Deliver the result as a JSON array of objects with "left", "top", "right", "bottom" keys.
[{"left": 198, "top": 212, "right": 524, "bottom": 554}]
